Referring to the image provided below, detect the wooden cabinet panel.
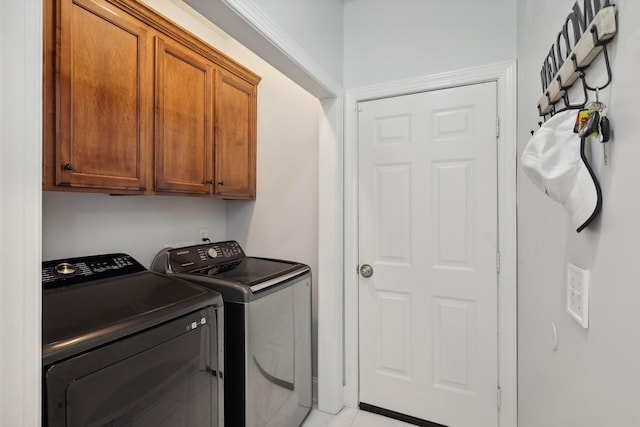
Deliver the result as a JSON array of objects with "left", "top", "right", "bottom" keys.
[
  {"left": 214, "top": 71, "right": 257, "bottom": 199},
  {"left": 155, "top": 36, "right": 214, "bottom": 194},
  {"left": 44, "top": 0, "right": 260, "bottom": 198},
  {"left": 56, "top": 0, "right": 150, "bottom": 190}
]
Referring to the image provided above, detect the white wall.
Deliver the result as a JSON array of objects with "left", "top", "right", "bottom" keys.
[
  {"left": 517, "top": 1, "right": 640, "bottom": 425},
  {"left": 224, "top": 69, "right": 319, "bottom": 273},
  {"left": 183, "top": 0, "right": 343, "bottom": 99},
  {"left": 343, "top": 0, "right": 517, "bottom": 88},
  {"left": 42, "top": 193, "right": 227, "bottom": 266},
  {"left": 240, "top": 0, "right": 344, "bottom": 85}
]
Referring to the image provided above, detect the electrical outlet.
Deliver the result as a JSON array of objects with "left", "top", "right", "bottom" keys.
[
  {"left": 567, "top": 263, "right": 589, "bottom": 329},
  {"left": 198, "top": 227, "right": 209, "bottom": 243}
]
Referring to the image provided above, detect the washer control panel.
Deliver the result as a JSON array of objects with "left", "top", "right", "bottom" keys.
[
  {"left": 165, "top": 241, "right": 246, "bottom": 273},
  {"left": 42, "top": 253, "right": 145, "bottom": 289}
]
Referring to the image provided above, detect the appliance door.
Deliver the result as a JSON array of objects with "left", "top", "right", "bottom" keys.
[
  {"left": 44, "top": 307, "right": 222, "bottom": 427},
  {"left": 246, "top": 273, "right": 312, "bottom": 427}
]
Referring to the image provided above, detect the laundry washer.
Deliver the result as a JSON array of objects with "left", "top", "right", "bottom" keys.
[{"left": 152, "top": 241, "right": 312, "bottom": 427}]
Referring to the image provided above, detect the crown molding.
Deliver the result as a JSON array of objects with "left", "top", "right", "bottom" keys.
[{"left": 187, "top": 0, "right": 342, "bottom": 99}]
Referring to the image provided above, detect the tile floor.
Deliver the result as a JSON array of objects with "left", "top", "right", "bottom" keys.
[{"left": 302, "top": 406, "right": 414, "bottom": 427}]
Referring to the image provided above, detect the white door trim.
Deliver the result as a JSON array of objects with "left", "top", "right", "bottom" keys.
[
  {"left": 0, "top": 0, "right": 43, "bottom": 425},
  {"left": 343, "top": 61, "right": 517, "bottom": 427}
]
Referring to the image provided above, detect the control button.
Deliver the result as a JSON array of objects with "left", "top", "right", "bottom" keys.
[
  {"left": 42, "top": 268, "right": 56, "bottom": 282},
  {"left": 207, "top": 248, "right": 218, "bottom": 259}
]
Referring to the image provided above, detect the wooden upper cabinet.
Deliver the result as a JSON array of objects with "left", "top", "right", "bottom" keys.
[
  {"left": 44, "top": 0, "right": 260, "bottom": 198},
  {"left": 154, "top": 36, "right": 214, "bottom": 194},
  {"left": 214, "top": 70, "right": 258, "bottom": 199},
  {"left": 54, "top": 0, "right": 151, "bottom": 191}
]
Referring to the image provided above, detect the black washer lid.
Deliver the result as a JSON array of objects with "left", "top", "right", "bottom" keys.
[
  {"left": 194, "top": 257, "right": 302, "bottom": 286},
  {"left": 178, "top": 257, "right": 310, "bottom": 303},
  {"left": 43, "top": 269, "right": 222, "bottom": 366}
]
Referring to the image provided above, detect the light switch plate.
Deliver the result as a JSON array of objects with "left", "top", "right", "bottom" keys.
[{"left": 567, "top": 263, "right": 589, "bottom": 328}]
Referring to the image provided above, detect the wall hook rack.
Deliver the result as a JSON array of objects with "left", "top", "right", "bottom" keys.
[{"left": 536, "top": 2, "right": 617, "bottom": 118}]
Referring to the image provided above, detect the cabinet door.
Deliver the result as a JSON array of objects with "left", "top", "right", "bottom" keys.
[
  {"left": 214, "top": 70, "right": 257, "bottom": 199},
  {"left": 56, "top": 0, "right": 151, "bottom": 190},
  {"left": 155, "top": 36, "right": 214, "bottom": 194}
]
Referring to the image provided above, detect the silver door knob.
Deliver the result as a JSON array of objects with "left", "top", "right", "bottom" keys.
[{"left": 360, "top": 264, "right": 374, "bottom": 278}]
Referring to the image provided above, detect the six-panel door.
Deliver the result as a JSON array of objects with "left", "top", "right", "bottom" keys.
[{"left": 358, "top": 82, "right": 500, "bottom": 427}]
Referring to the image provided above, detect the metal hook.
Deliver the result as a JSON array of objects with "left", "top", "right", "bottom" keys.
[
  {"left": 583, "top": 44, "right": 613, "bottom": 91},
  {"left": 560, "top": 72, "right": 588, "bottom": 111},
  {"left": 584, "top": 86, "right": 606, "bottom": 114}
]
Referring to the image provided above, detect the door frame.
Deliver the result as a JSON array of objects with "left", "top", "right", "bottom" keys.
[{"left": 343, "top": 61, "right": 517, "bottom": 427}]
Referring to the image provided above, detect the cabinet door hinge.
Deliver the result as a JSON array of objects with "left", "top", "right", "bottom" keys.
[
  {"left": 496, "top": 116, "right": 500, "bottom": 139},
  {"left": 496, "top": 252, "right": 501, "bottom": 274},
  {"left": 497, "top": 386, "right": 502, "bottom": 409}
]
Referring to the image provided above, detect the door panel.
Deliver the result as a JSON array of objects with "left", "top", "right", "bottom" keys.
[
  {"left": 56, "top": 0, "right": 150, "bottom": 190},
  {"left": 376, "top": 164, "right": 412, "bottom": 264},
  {"left": 358, "top": 82, "right": 498, "bottom": 427},
  {"left": 155, "top": 36, "right": 214, "bottom": 194},
  {"left": 214, "top": 71, "right": 257, "bottom": 199},
  {"left": 432, "top": 160, "right": 475, "bottom": 269}
]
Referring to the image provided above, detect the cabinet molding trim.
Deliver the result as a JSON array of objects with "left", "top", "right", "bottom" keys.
[{"left": 112, "top": 0, "right": 261, "bottom": 86}]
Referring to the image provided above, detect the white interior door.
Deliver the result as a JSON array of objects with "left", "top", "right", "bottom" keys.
[{"left": 358, "top": 82, "right": 499, "bottom": 427}]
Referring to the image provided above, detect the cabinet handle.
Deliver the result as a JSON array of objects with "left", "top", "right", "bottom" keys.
[
  {"left": 63, "top": 163, "right": 74, "bottom": 171},
  {"left": 206, "top": 180, "right": 213, "bottom": 184},
  {"left": 218, "top": 181, "right": 224, "bottom": 185}
]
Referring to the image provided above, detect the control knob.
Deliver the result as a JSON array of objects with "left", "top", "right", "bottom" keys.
[
  {"left": 207, "top": 247, "right": 218, "bottom": 259},
  {"left": 55, "top": 262, "right": 76, "bottom": 276}
]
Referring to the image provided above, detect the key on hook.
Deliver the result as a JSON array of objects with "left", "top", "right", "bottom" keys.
[
  {"left": 593, "top": 88, "right": 610, "bottom": 166},
  {"left": 599, "top": 108, "right": 610, "bottom": 166},
  {"left": 578, "top": 110, "right": 600, "bottom": 138}
]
